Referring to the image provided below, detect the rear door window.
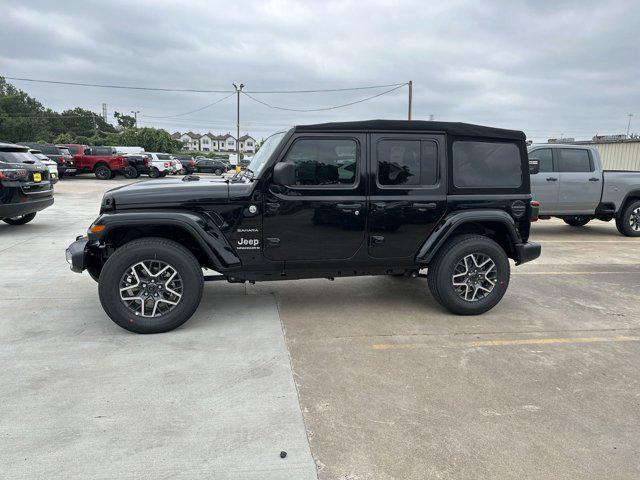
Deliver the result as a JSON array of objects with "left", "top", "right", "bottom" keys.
[
  {"left": 376, "top": 139, "right": 438, "bottom": 186},
  {"left": 557, "top": 148, "right": 593, "bottom": 172},
  {"left": 157, "top": 154, "right": 172, "bottom": 160},
  {"left": 452, "top": 141, "right": 522, "bottom": 188}
]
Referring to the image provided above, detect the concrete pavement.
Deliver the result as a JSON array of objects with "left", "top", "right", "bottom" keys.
[{"left": 2, "top": 176, "right": 639, "bottom": 479}]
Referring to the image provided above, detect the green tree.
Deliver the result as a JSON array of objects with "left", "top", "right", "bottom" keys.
[
  {"left": 54, "top": 132, "right": 75, "bottom": 144},
  {"left": 114, "top": 111, "right": 136, "bottom": 129}
]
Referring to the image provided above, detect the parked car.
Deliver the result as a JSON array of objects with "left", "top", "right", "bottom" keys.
[
  {"left": 67, "top": 120, "right": 541, "bottom": 333},
  {"left": 172, "top": 155, "right": 196, "bottom": 174},
  {"left": 144, "top": 153, "right": 174, "bottom": 177},
  {"left": 61, "top": 144, "right": 133, "bottom": 180},
  {"left": 121, "top": 154, "right": 148, "bottom": 178},
  {"left": 27, "top": 148, "right": 59, "bottom": 184},
  {"left": 529, "top": 144, "right": 640, "bottom": 236},
  {"left": 195, "top": 158, "right": 229, "bottom": 175},
  {"left": 23, "top": 143, "right": 75, "bottom": 177},
  {"left": 1, "top": 142, "right": 53, "bottom": 225}
]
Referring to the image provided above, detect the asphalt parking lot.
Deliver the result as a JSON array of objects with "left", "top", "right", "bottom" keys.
[{"left": 2, "top": 177, "right": 639, "bottom": 479}]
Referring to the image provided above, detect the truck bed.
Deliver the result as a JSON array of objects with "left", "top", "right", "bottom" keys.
[{"left": 602, "top": 170, "right": 640, "bottom": 210}]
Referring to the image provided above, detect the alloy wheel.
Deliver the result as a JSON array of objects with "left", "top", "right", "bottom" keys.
[
  {"left": 451, "top": 253, "right": 497, "bottom": 302},
  {"left": 630, "top": 207, "right": 640, "bottom": 232},
  {"left": 119, "top": 260, "right": 183, "bottom": 317}
]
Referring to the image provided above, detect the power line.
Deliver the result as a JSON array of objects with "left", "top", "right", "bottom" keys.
[
  {"left": 141, "top": 93, "right": 235, "bottom": 119},
  {"left": 3, "top": 75, "right": 408, "bottom": 95},
  {"left": 241, "top": 83, "right": 408, "bottom": 112},
  {"left": 244, "top": 82, "right": 407, "bottom": 94},
  {"left": 3, "top": 76, "right": 233, "bottom": 93}
]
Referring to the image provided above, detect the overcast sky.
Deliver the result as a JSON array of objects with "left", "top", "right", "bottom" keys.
[{"left": 1, "top": 0, "right": 639, "bottom": 142}]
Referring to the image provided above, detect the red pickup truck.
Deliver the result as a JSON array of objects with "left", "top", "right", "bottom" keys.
[{"left": 61, "top": 145, "right": 133, "bottom": 180}]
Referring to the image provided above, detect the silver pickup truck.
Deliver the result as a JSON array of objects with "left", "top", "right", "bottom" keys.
[{"left": 528, "top": 144, "right": 640, "bottom": 236}]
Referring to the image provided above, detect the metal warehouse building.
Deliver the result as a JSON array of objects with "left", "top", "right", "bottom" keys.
[{"left": 572, "top": 139, "right": 640, "bottom": 170}]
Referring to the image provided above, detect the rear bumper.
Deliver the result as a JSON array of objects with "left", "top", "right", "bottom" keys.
[
  {"left": 0, "top": 196, "right": 54, "bottom": 219},
  {"left": 514, "top": 242, "right": 541, "bottom": 265},
  {"left": 65, "top": 236, "right": 89, "bottom": 273}
]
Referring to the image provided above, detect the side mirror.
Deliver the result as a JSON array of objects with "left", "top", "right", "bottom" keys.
[
  {"left": 84, "top": 148, "right": 91, "bottom": 155},
  {"left": 273, "top": 162, "right": 296, "bottom": 186},
  {"left": 528, "top": 158, "right": 540, "bottom": 175}
]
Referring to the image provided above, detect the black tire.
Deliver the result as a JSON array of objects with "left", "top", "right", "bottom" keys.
[
  {"left": 94, "top": 164, "right": 112, "bottom": 180},
  {"left": 563, "top": 216, "right": 591, "bottom": 227},
  {"left": 214, "top": 168, "right": 223, "bottom": 176},
  {"left": 616, "top": 200, "right": 640, "bottom": 237},
  {"left": 148, "top": 167, "right": 160, "bottom": 178},
  {"left": 427, "top": 235, "right": 510, "bottom": 315},
  {"left": 123, "top": 167, "right": 139, "bottom": 179},
  {"left": 179, "top": 168, "right": 187, "bottom": 175},
  {"left": 98, "top": 238, "right": 204, "bottom": 334},
  {"left": 3, "top": 212, "right": 37, "bottom": 225}
]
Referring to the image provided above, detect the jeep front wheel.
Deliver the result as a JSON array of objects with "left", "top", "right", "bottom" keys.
[
  {"left": 427, "top": 235, "right": 510, "bottom": 315},
  {"left": 98, "top": 238, "right": 204, "bottom": 333}
]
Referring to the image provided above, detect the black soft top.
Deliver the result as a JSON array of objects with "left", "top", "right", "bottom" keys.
[{"left": 295, "top": 119, "right": 526, "bottom": 141}]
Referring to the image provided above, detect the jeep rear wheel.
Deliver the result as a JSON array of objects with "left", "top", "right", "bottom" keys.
[
  {"left": 94, "top": 164, "right": 112, "bottom": 180},
  {"left": 98, "top": 238, "right": 203, "bottom": 333},
  {"left": 616, "top": 200, "right": 640, "bottom": 237},
  {"left": 427, "top": 235, "right": 510, "bottom": 315}
]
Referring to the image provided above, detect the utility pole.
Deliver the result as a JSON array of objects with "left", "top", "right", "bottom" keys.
[
  {"left": 131, "top": 110, "right": 140, "bottom": 128},
  {"left": 408, "top": 80, "right": 413, "bottom": 120},
  {"left": 627, "top": 113, "right": 633, "bottom": 137},
  {"left": 232, "top": 83, "right": 244, "bottom": 172},
  {"left": 91, "top": 112, "right": 97, "bottom": 136},
  {"left": 102, "top": 103, "right": 107, "bottom": 122}
]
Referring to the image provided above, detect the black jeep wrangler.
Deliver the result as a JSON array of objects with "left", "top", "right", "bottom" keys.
[{"left": 66, "top": 120, "right": 541, "bottom": 333}]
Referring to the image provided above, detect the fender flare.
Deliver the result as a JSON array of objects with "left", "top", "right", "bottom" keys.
[
  {"left": 90, "top": 210, "right": 241, "bottom": 271},
  {"left": 619, "top": 189, "right": 640, "bottom": 213},
  {"left": 416, "top": 209, "right": 523, "bottom": 264}
]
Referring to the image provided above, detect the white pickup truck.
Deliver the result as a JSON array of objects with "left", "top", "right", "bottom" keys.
[{"left": 528, "top": 144, "right": 640, "bottom": 236}]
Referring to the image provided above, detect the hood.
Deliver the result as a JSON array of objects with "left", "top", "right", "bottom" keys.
[{"left": 102, "top": 177, "right": 231, "bottom": 211}]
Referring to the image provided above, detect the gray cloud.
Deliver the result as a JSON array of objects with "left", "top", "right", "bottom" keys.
[{"left": 1, "top": 0, "right": 639, "bottom": 141}]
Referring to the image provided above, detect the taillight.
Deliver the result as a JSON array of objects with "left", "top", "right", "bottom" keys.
[
  {"left": 144, "top": 156, "right": 150, "bottom": 166},
  {"left": 190, "top": 160, "right": 195, "bottom": 166},
  {"left": 164, "top": 162, "right": 170, "bottom": 168},
  {"left": 0, "top": 168, "right": 28, "bottom": 181},
  {"left": 530, "top": 201, "right": 540, "bottom": 222}
]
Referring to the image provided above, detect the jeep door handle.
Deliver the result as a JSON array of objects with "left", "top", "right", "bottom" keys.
[
  {"left": 336, "top": 203, "right": 362, "bottom": 211},
  {"left": 372, "top": 202, "right": 386, "bottom": 211},
  {"left": 546, "top": 177, "right": 558, "bottom": 182},
  {"left": 412, "top": 202, "right": 437, "bottom": 211},
  {"left": 589, "top": 177, "right": 600, "bottom": 182}
]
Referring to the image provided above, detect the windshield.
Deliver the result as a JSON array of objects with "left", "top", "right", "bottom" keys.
[
  {"left": 0, "top": 148, "right": 42, "bottom": 164},
  {"left": 241, "top": 131, "right": 287, "bottom": 180}
]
